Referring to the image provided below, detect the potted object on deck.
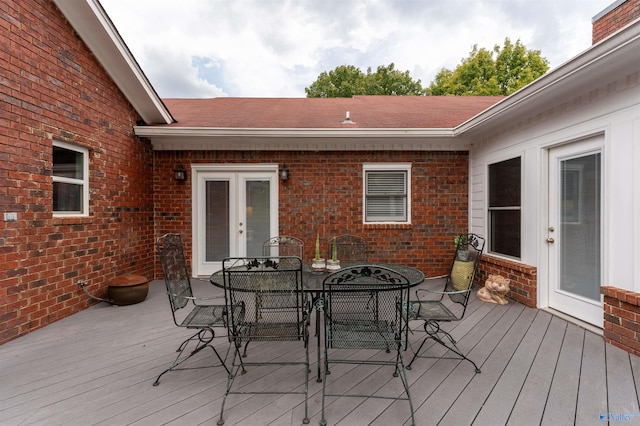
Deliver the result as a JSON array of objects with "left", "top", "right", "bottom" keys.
[
  {"left": 326, "top": 237, "right": 341, "bottom": 271},
  {"left": 311, "top": 233, "right": 326, "bottom": 272},
  {"left": 451, "top": 234, "right": 474, "bottom": 291}
]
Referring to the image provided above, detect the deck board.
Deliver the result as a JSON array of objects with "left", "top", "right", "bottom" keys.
[
  {"left": 1, "top": 280, "right": 639, "bottom": 426},
  {"left": 508, "top": 314, "right": 565, "bottom": 425}
]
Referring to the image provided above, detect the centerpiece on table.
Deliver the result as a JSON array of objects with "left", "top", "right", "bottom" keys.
[
  {"left": 326, "top": 237, "right": 341, "bottom": 271},
  {"left": 311, "top": 233, "right": 326, "bottom": 272}
]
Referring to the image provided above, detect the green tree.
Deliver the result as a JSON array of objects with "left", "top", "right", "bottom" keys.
[
  {"left": 427, "top": 38, "right": 549, "bottom": 96},
  {"left": 305, "top": 63, "right": 425, "bottom": 97},
  {"left": 305, "top": 65, "right": 366, "bottom": 98}
]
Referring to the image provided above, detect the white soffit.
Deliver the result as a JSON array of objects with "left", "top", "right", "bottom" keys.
[{"left": 137, "top": 127, "right": 462, "bottom": 151}]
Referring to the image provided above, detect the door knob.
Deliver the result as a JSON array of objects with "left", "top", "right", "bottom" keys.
[{"left": 546, "top": 238, "right": 554, "bottom": 243}]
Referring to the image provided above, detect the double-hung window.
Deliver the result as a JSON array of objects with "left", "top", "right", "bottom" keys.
[
  {"left": 488, "top": 157, "right": 521, "bottom": 258},
  {"left": 363, "top": 163, "right": 410, "bottom": 223},
  {"left": 53, "top": 140, "right": 89, "bottom": 216}
]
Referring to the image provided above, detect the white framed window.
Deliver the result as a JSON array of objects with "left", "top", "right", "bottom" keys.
[
  {"left": 53, "top": 140, "right": 89, "bottom": 216},
  {"left": 363, "top": 163, "right": 411, "bottom": 223}
]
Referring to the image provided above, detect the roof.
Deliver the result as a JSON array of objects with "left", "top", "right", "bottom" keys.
[{"left": 160, "top": 96, "right": 504, "bottom": 129}]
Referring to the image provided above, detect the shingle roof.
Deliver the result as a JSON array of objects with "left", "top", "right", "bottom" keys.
[{"left": 160, "top": 96, "right": 504, "bottom": 129}]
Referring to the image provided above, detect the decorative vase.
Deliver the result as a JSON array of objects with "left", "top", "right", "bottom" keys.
[
  {"left": 312, "top": 258, "right": 326, "bottom": 273},
  {"left": 326, "top": 259, "right": 341, "bottom": 271}
]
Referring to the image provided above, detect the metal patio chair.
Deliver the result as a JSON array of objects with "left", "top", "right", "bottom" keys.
[
  {"left": 232, "top": 235, "right": 305, "bottom": 356},
  {"left": 218, "top": 256, "right": 310, "bottom": 426},
  {"left": 262, "top": 235, "right": 304, "bottom": 259},
  {"left": 320, "top": 265, "right": 415, "bottom": 426},
  {"left": 328, "top": 234, "right": 368, "bottom": 262},
  {"left": 153, "top": 233, "right": 233, "bottom": 386},
  {"left": 405, "top": 233, "right": 485, "bottom": 373}
]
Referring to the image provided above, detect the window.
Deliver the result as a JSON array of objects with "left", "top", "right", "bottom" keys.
[
  {"left": 363, "top": 163, "right": 410, "bottom": 223},
  {"left": 488, "top": 157, "right": 521, "bottom": 258},
  {"left": 53, "top": 140, "right": 89, "bottom": 216}
]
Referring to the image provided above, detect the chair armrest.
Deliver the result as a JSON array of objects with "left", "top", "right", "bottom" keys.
[
  {"left": 424, "top": 274, "right": 448, "bottom": 281},
  {"left": 414, "top": 286, "right": 473, "bottom": 302},
  {"left": 167, "top": 292, "right": 225, "bottom": 302}
]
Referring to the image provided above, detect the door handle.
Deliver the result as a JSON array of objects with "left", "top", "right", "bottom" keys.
[{"left": 546, "top": 238, "right": 554, "bottom": 243}]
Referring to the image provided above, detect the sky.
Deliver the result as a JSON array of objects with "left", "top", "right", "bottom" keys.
[{"left": 100, "top": 0, "right": 615, "bottom": 98}]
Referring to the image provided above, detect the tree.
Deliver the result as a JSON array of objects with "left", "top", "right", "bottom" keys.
[
  {"left": 426, "top": 38, "right": 549, "bottom": 96},
  {"left": 305, "top": 63, "right": 425, "bottom": 98}
]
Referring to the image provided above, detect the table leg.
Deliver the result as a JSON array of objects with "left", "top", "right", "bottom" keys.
[{"left": 316, "top": 307, "right": 322, "bottom": 382}]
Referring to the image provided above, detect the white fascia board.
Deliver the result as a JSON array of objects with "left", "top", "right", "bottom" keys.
[
  {"left": 52, "top": 0, "right": 174, "bottom": 124},
  {"left": 137, "top": 127, "right": 461, "bottom": 151},
  {"left": 134, "top": 127, "right": 454, "bottom": 139}
]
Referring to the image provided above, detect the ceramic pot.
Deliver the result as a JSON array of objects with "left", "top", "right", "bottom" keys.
[{"left": 312, "top": 258, "right": 326, "bottom": 273}]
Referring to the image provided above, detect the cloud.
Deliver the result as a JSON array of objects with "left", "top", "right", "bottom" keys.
[{"left": 102, "top": 0, "right": 614, "bottom": 98}]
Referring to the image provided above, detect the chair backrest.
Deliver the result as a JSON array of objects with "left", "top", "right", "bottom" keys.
[
  {"left": 328, "top": 234, "right": 368, "bottom": 263},
  {"left": 445, "top": 233, "right": 485, "bottom": 306},
  {"left": 157, "top": 233, "right": 194, "bottom": 316},
  {"left": 262, "top": 236, "right": 304, "bottom": 260},
  {"left": 322, "top": 265, "right": 409, "bottom": 350},
  {"left": 223, "top": 256, "right": 305, "bottom": 340}
]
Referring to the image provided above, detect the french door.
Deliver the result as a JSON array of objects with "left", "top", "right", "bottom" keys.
[
  {"left": 192, "top": 165, "right": 278, "bottom": 276},
  {"left": 548, "top": 137, "right": 603, "bottom": 327}
]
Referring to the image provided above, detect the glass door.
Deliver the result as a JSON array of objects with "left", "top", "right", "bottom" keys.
[
  {"left": 548, "top": 137, "right": 603, "bottom": 327},
  {"left": 193, "top": 166, "right": 278, "bottom": 276}
]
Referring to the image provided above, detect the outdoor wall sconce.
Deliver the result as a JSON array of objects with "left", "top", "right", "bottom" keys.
[
  {"left": 279, "top": 164, "right": 289, "bottom": 181},
  {"left": 173, "top": 164, "right": 187, "bottom": 182}
]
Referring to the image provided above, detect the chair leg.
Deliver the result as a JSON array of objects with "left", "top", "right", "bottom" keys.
[
  {"left": 407, "top": 320, "right": 481, "bottom": 374},
  {"left": 397, "top": 349, "right": 417, "bottom": 426},
  {"left": 153, "top": 328, "right": 230, "bottom": 386},
  {"left": 217, "top": 341, "right": 245, "bottom": 426},
  {"left": 303, "top": 334, "right": 310, "bottom": 424}
]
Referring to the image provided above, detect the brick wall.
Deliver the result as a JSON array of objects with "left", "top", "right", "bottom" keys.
[
  {"left": 601, "top": 286, "right": 640, "bottom": 355},
  {"left": 478, "top": 255, "right": 537, "bottom": 308},
  {"left": 154, "top": 150, "right": 471, "bottom": 277},
  {"left": 0, "top": 0, "right": 153, "bottom": 344},
  {"left": 592, "top": 0, "right": 640, "bottom": 44}
]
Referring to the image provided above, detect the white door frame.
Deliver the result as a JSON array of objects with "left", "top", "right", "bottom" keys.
[
  {"left": 191, "top": 164, "right": 279, "bottom": 277},
  {"left": 545, "top": 136, "right": 604, "bottom": 327}
]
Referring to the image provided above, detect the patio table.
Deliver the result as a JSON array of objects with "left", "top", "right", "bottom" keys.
[{"left": 210, "top": 262, "right": 424, "bottom": 382}]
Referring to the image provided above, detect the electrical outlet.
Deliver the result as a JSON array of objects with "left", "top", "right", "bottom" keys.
[{"left": 4, "top": 212, "right": 17, "bottom": 222}]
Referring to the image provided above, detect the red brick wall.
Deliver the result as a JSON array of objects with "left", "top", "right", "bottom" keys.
[
  {"left": 592, "top": 0, "right": 640, "bottom": 44},
  {"left": 602, "top": 286, "right": 640, "bottom": 355},
  {"left": 0, "top": 0, "right": 153, "bottom": 344},
  {"left": 154, "top": 150, "right": 471, "bottom": 277},
  {"left": 478, "top": 255, "right": 537, "bottom": 308}
]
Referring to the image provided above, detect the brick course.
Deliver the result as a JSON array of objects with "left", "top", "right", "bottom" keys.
[
  {"left": 0, "top": 0, "right": 153, "bottom": 344},
  {"left": 602, "top": 286, "right": 640, "bottom": 355},
  {"left": 592, "top": 0, "right": 640, "bottom": 44}
]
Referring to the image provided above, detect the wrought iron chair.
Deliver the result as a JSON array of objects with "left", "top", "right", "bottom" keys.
[
  {"left": 262, "top": 235, "right": 304, "bottom": 259},
  {"left": 320, "top": 265, "right": 415, "bottom": 426},
  {"left": 232, "top": 236, "right": 305, "bottom": 356},
  {"left": 328, "top": 234, "right": 368, "bottom": 262},
  {"left": 153, "top": 233, "right": 232, "bottom": 386},
  {"left": 405, "top": 233, "right": 485, "bottom": 373},
  {"left": 218, "top": 256, "right": 310, "bottom": 426}
]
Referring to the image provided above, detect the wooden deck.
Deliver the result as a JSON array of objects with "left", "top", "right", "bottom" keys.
[{"left": 2, "top": 278, "right": 640, "bottom": 426}]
